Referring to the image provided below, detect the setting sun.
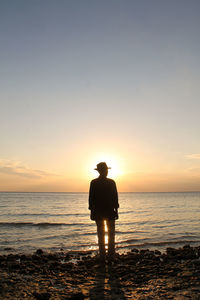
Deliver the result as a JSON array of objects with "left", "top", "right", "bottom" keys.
[{"left": 88, "top": 154, "right": 123, "bottom": 180}]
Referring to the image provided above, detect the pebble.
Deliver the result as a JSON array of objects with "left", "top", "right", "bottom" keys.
[{"left": 32, "top": 292, "right": 51, "bottom": 299}]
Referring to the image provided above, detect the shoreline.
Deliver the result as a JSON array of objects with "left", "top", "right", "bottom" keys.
[
  {"left": 1, "top": 239, "right": 200, "bottom": 257},
  {"left": 0, "top": 245, "right": 200, "bottom": 299}
]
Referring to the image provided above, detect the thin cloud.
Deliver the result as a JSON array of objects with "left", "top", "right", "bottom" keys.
[
  {"left": 187, "top": 167, "right": 200, "bottom": 173},
  {"left": 185, "top": 154, "right": 200, "bottom": 159},
  {"left": 0, "top": 159, "right": 58, "bottom": 179}
]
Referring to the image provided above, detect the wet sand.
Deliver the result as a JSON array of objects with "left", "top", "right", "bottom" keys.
[{"left": 0, "top": 245, "right": 200, "bottom": 299}]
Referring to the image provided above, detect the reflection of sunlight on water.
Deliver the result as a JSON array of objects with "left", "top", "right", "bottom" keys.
[
  {"left": 89, "top": 245, "right": 98, "bottom": 251},
  {"left": 104, "top": 221, "right": 108, "bottom": 249},
  {"left": 90, "top": 221, "right": 109, "bottom": 250}
]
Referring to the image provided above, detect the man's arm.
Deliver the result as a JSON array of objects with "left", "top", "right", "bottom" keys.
[
  {"left": 112, "top": 181, "right": 119, "bottom": 209},
  {"left": 88, "top": 181, "right": 94, "bottom": 210}
]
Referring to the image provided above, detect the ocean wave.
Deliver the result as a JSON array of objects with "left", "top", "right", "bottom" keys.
[
  {"left": 119, "top": 210, "right": 149, "bottom": 215},
  {"left": 115, "top": 239, "right": 200, "bottom": 249},
  {"left": 116, "top": 230, "right": 149, "bottom": 234},
  {"left": 0, "top": 213, "right": 88, "bottom": 217},
  {"left": 0, "top": 222, "right": 93, "bottom": 227}
]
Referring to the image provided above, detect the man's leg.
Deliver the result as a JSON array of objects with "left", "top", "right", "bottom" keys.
[
  {"left": 107, "top": 219, "right": 115, "bottom": 258},
  {"left": 96, "top": 219, "right": 106, "bottom": 259}
]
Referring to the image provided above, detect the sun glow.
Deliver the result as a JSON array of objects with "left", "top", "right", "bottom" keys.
[{"left": 88, "top": 154, "right": 123, "bottom": 180}]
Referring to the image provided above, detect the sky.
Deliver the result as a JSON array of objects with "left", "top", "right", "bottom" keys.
[{"left": 0, "top": 0, "right": 200, "bottom": 192}]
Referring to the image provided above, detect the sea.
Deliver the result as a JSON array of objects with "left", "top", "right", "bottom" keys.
[{"left": 0, "top": 192, "right": 199, "bottom": 254}]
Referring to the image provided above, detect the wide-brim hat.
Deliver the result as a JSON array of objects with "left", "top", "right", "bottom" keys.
[{"left": 94, "top": 162, "right": 111, "bottom": 171}]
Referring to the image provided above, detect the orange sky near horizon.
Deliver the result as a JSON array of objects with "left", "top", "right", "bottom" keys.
[{"left": 0, "top": 148, "right": 200, "bottom": 192}]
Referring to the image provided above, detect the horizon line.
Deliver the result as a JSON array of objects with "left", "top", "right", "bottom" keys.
[{"left": 0, "top": 190, "right": 200, "bottom": 194}]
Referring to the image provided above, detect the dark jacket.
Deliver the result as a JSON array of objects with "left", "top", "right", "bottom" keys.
[{"left": 89, "top": 176, "right": 119, "bottom": 220}]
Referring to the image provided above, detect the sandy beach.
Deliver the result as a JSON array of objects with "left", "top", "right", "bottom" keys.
[{"left": 0, "top": 245, "right": 200, "bottom": 299}]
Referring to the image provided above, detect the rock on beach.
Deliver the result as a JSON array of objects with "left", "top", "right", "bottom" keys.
[{"left": 0, "top": 245, "right": 200, "bottom": 299}]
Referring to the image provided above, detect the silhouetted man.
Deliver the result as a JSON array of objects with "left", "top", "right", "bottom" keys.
[{"left": 89, "top": 162, "right": 119, "bottom": 261}]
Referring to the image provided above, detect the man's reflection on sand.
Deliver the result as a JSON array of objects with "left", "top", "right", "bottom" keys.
[{"left": 89, "top": 263, "right": 126, "bottom": 300}]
